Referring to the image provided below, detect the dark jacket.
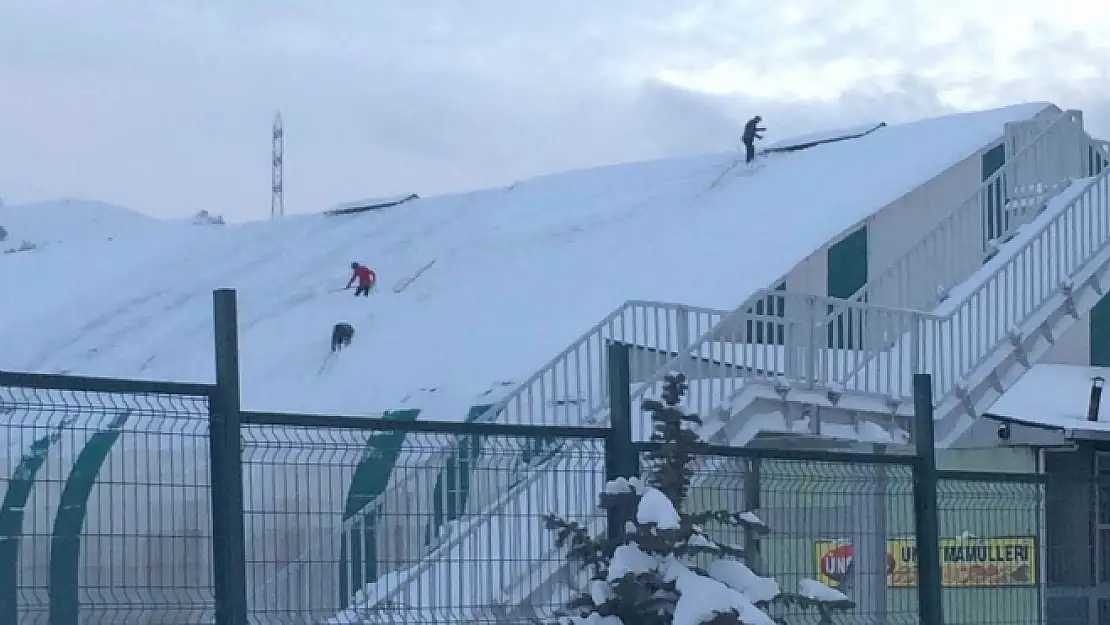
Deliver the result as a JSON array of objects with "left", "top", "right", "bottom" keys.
[
  {"left": 742, "top": 116, "right": 765, "bottom": 143},
  {"left": 331, "top": 322, "right": 355, "bottom": 350}
]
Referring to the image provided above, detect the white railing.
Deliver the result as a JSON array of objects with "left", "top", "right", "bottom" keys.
[
  {"left": 623, "top": 292, "right": 927, "bottom": 438},
  {"left": 472, "top": 300, "right": 732, "bottom": 426},
  {"left": 917, "top": 167, "right": 1110, "bottom": 403},
  {"left": 854, "top": 109, "right": 1084, "bottom": 313},
  {"left": 817, "top": 115, "right": 1092, "bottom": 392}
]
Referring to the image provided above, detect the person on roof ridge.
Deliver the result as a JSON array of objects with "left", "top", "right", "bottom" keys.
[
  {"left": 346, "top": 261, "right": 377, "bottom": 297},
  {"left": 742, "top": 115, "right": 765, "bottom": 164}
]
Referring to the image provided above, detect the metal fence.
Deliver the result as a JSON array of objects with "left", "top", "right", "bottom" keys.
[
  {"left": 0, "top": 289, "right": 1082, "bottom": 625},
  {"left": 0, "top": 373, "right": 216, "bottom": 624}
]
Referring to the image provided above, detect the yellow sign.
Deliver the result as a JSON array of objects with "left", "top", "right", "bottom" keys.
[{"left": 814, "top": 536, "right": 1037, "bottom": 589}]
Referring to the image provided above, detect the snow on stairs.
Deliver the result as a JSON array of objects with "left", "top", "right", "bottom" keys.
[
  {"left": 705, "top": 113, "right": 1099, "bottom": 446},
  {"left": 706, "top": 167, "right": 1110, "bottom": 449},
  {"left": 930, "top": 169, "right": 1110, "bottom": 445}
]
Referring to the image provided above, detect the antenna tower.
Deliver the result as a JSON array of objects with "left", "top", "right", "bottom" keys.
[{"left": 271, "top": 111, "right": 284, "bottom": 219}]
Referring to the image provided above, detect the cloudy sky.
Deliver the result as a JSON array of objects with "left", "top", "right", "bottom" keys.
[{"left": 2, "top": 0, "right": 1110, "bottom": 221}]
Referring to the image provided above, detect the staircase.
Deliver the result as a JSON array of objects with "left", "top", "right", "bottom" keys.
[
  {"left": 329, "top": 111, "right": 1109, "bottom": 623},
  {"left": 699, "top": 116, "right": 1110, "bottom": 448}
]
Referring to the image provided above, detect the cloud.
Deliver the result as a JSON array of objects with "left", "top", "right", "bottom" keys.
[{"left": 1, "top": 1, "right": 1110, "bottom": 221}]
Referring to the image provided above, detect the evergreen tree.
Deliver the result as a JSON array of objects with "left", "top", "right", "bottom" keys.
[{"left": 544, "top": 373, "right": 856, "bottom": 625}]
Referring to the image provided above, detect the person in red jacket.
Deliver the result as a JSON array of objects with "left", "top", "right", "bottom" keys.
[{"left": 346, "top": 262, "right": 377, "bottom": 297}]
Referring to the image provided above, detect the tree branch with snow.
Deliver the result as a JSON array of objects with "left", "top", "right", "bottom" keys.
[{"left": 543, "top": 373, "right": 857, "bottom": 625}]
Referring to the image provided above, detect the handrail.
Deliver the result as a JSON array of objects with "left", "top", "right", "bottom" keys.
[
  {"left": 814, "top": 112, "right": 1086, "bottom": 390},
  {"left": 472, "top": 299, "right": 731, "bottom": 426},
  {"left": 619, "top": 290, "right": 934, "bottom": 438},
  {"left": 921, "top": 166, "right": 1110, "bottom": 403},
  {"left": 831, "top": 135, "right": 1107, "bottom": 393},
  {"left": 851, "top": 109, "right": 1082, "bottom": 313}
]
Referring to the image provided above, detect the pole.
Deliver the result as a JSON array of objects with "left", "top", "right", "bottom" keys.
[
  {"left": 211, "top": 289, "right": 248, "bottom": 624},
  {"left": 912, "top": 374, "right": 944, "bottom": 625},
  {"left": 605, "top": 342, "right": 637, "bottom": 541}
]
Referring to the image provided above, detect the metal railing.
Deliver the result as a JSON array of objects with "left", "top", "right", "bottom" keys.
[
  {"left": 617, "top": 292, "right": 927, "bottom": 443},
  {"left": 919, "top": 165, "right": 1110, "bottom": 404},
  {"left": 851, "top": 109, "right": 1084, "bottom": 313},
  {"left": 816, "top": 124, "right": 1099, "bottom": 395},
  {"left": 472, "top": 300, "right": 730, "bottom": 426}
]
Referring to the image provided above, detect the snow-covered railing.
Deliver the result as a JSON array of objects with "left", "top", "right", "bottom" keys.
[
  {"left": 624, "top": 292, "right": 928, "bottom": 438},
  {"left": 918, "top": 167, "right": 1110, "bottom": 403},
  {"left": 828, "top": 135, "right": 1109, "bottom": 393},
  {"left": 473, "top": 301, "right": 730, "bottom": 426},
  {"left": 854, "top": 109, "right": 1085, "bottom": 313}
]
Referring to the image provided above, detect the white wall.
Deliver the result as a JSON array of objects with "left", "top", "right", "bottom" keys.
[
  {"left": 867, "top": 148, "right": 986, "bottom": 281},
  {"left": 782, "top": 105, "right": 1066, "bottom": 309},
  {"left": 781, "top": 141, "right": 993, "bottom": 301}
]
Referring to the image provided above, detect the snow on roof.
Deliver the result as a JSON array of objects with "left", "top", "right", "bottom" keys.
[
  {"left": 986, "top": 364, "right": 1110, "bottom": 432},
  {"left": 0, "top": 198, "right": 161, "bottom": 244},
  {"left": 0, "top": 103, "right": 1052, "bottom": 417}
]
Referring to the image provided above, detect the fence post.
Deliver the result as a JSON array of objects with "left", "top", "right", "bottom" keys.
[
  {"left": 742, "top": 458, "right": 762, "bottom": 573},
  {"left": 912, "top": 373, "right": 944, "bottom": 625},
  {"left": 211, "top": 289, "right": 248, "bottom": 624},
  {"left": 605, "top": 342, "right": 638, "bottom": 541}
]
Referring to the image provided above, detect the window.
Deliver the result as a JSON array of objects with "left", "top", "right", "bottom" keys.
[
  {"left": 1091, "top": 294, "right": 1110, "bottom": 366},
  {"left": 1090, "top": 148, "right": 1107, "bottom": 177},
  {"left": 827, "top": 226, "right": 868, "bottom": 349},
  {"left": 982, "top": 143, "right": 1008, "bottom": 245},
  {"left": 746, "top": 281, "right": 786, "bottom": 345}
]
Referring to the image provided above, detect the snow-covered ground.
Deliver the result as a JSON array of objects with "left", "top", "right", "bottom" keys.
[{"left": 0, "top": 102, "right": 1050, "bottom": 420}]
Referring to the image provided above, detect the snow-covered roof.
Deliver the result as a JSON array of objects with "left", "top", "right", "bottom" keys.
[
  {"left": 985, "top": 364, "right": 1110, "bottom": 433},
  {"left": 0, "top": 102, "right": 1052, "bottom": 417},
  {"left": 0, "top": 198, "right": 161, "bottom": 244}
]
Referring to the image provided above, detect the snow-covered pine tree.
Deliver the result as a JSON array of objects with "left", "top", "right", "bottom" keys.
[{"left": 543, "top": 373, "right": 856, "bottom": 625}]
